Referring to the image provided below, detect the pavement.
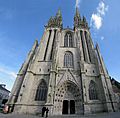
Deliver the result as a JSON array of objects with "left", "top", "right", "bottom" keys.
[{"left": 0, "top": 112, "right": 120, "bottom": 118}]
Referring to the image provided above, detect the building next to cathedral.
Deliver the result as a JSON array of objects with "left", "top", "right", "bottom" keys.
[{"left": 7, "top": 8, "right": 119, "bottom": 115}]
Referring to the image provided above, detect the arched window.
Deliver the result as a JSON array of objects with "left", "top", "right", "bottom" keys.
[
  {"left": 35, "top": 80, "right": 47, "bottom": 101},
  {"left": 64, "top": 51, "right": 74, "bottom": 68},
  {"left": 89, "top": 80, "right": 98, "bottom": 100},
  {"left": 64, "top": 32, "right": 73, "bottom": 47}
]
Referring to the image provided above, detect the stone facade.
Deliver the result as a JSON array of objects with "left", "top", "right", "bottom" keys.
[{"left": 7, "top": 8, "right": 118, "bottom": 115}]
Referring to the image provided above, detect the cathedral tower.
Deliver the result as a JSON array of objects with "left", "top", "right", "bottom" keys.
[{"left": 7, "top": 8, "right": 118, "bottom": 115}]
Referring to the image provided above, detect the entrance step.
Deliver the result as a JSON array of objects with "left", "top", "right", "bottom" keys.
[{"left": 49, "top": 115, "right": 82, "bottom": 118}]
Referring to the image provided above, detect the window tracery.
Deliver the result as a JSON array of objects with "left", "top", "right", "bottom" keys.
[
  {"left": 35, "top": 80, "right": 47, "bottom": 101},
  {"left": 64, "top": 51, "right": 74, "bottom": 68},
  {"left": 89, "top": 80, "right": 98, "bottom": 100},
  {"left": 64, "top": 32, "right": 73, "bottom": 47}
]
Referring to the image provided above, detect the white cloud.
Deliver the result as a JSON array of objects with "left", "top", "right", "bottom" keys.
[
  {"left": 0, "top": 67, "right": 17, "bottom": 79},
  {"left": 101, "top": 36, "right": 104, "bottom": 40},
  {"left": 75, "top": 0, "right": 81, "bottom": 8},
  {"left": 97, "top": 1, "right": 108, "bottom": 15},
  {"left": 91, "top": 13, "right": 102, "bottom": 30},
  {"left": 90, "top": 1, "right": 108, "bottom": 30}
]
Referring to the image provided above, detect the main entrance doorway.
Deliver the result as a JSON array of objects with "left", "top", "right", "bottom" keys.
[
  {"left": 62, "top": 100, "right": 68, "bottom": 114},
  {"left": 62, "top": 100, "right": 75, "bottom": 114},
  {"left": 70, "top": 100, "right": 75, "bottom": 114}
]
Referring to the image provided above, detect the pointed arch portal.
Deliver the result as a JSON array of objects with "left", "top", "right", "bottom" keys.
[{"left": 54, "top": 81, "right": 82, "bottom": 115}]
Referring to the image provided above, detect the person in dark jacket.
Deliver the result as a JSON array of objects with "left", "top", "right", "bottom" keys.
[
  {"left": 42, "top": 107, "right": 46, "bottom": 117},
  {"left": 45, "top": 107, "right": 49, "bottom": 117}
]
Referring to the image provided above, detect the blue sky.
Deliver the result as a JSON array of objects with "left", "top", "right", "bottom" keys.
[{"left": 0, "top": 0, "right": 120, "bottom": 91}]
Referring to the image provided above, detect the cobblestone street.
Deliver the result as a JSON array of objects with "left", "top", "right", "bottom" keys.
[{"left": 0, "top": 112, "right": 120, "bottom": 118}]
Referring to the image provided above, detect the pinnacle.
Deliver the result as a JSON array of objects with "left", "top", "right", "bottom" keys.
[
  {"left": 75, "top": 7, "right": 80, "bottom": 17},
  {"left": 83, "top": 16, "right": 86, "bottom": 22},
  {"left": 56, "top": 8, "right": 62, "bottom": 17}
]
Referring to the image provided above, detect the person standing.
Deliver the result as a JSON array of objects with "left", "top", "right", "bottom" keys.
[
  {"left": 42, "top": 107, "right": 46, "bottom": 117},
  {"left": 45, "top": 107, "right": 49, "bottom": 118}
]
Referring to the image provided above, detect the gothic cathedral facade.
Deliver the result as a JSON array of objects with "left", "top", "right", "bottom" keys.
[{"left": 7, "top": 8, "right": 118, "bottom": 115}]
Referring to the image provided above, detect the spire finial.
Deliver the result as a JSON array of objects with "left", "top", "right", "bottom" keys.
[
  {"left": 56, "top": 8, "right": 62, "bottom": 18},
  {"left": 75, "top": 7, "right": 80, "bottom": 16},
  {"left": 75, "top": 7, "right": 80, "bottom": 18},
  {"left": 74, "top": 7, "right": 81, "bottom": 29}
]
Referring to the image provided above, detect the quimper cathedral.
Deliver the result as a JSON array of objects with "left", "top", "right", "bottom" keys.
[{"left": 7, "top": 8, "right": 119, "bottom": 115}]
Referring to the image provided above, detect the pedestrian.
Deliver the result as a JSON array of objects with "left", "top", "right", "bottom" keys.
[
  {"left": 45, "top": 107, "right": 49, "bottom": 118},
  {"left": 42, "top": 107, "right": 46, "bottom": 117},
  {"left": 3, "top": 105, "right": 8, "bottom": 113}
]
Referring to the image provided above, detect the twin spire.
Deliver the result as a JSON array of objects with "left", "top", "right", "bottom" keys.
[
  {"left": 75, "top": 7, "right": 81, "bottom": 18},
  {"left": 74, "top": 7, "right": 88, "bottom": 29},
  {"left": 46, "top": 9, "right": 63, "bottom": 28},
  {"left": 46, "top": 8, "right": 88, "bottom": 29}
]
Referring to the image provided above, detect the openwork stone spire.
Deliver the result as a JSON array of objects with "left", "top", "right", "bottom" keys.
[
  {"left": 75, "top": 7, "right": 81, "bottom": 18},
  {"left": 74, "top": 7, "right": 81, "bottom": 28},
  {"left": 74, "top": 7, "right": 89, "bottom": 29},
  {"left": 46, "top": 9, "right": 63, "bottom": 28}
]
